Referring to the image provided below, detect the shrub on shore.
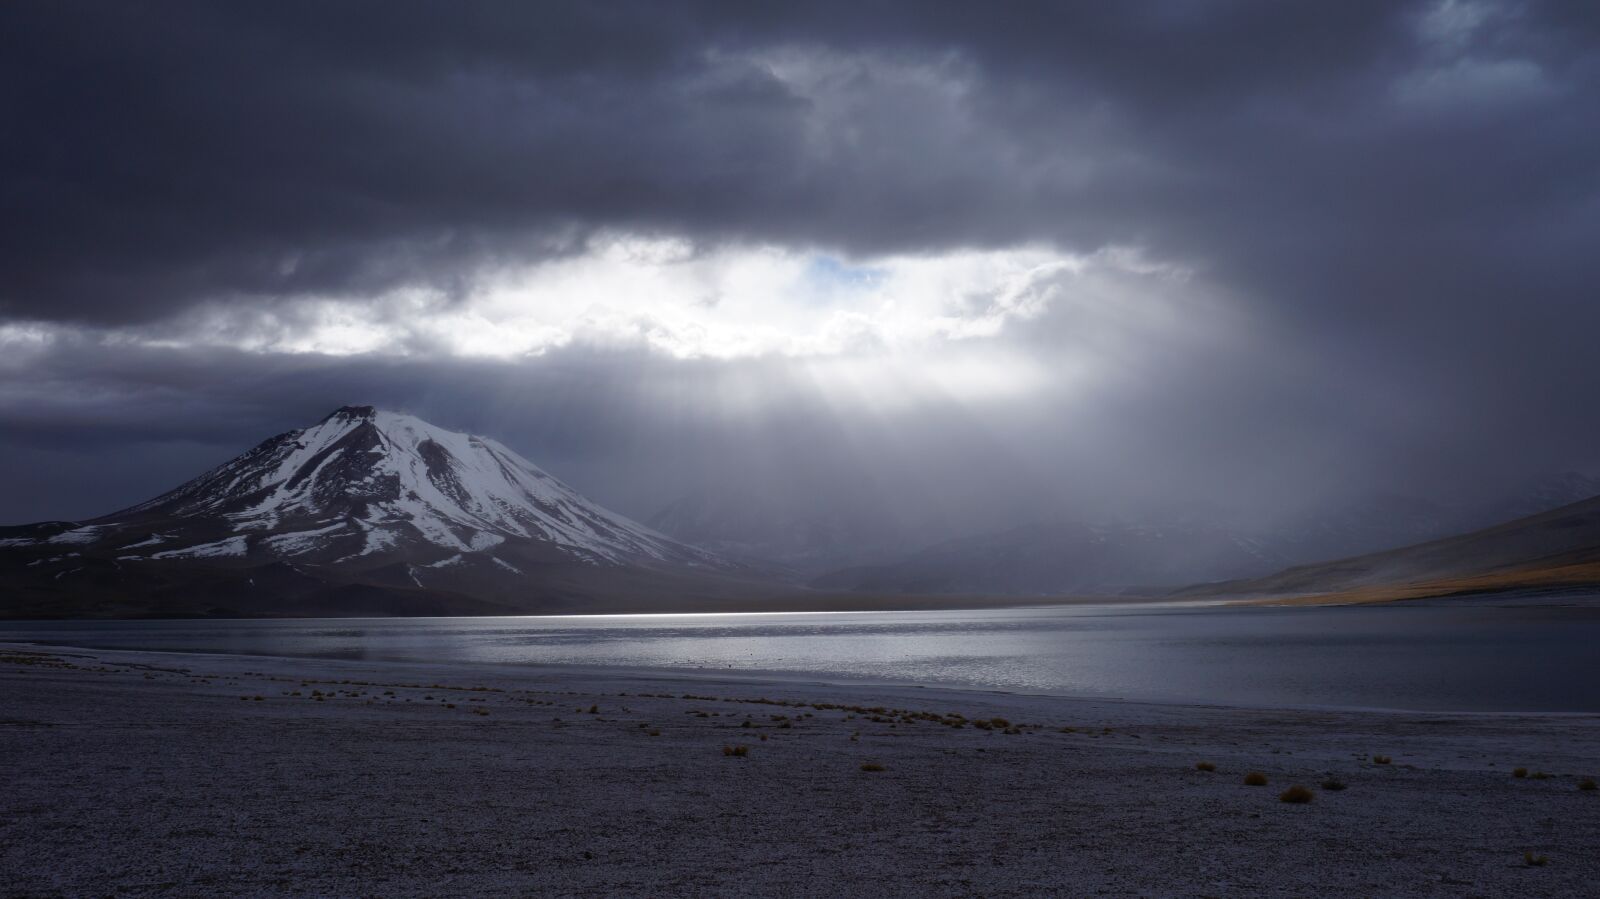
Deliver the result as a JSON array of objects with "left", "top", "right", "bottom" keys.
[
  {"left": 1371, "top": 755, "right": 1392, "bottom": 765},
  {"left": 721, "top": 745, "right": 749, "bottom": 757},
  {"left": 1524, "top": 851, "right": 1548, "bottom": 867},
  {"left": 1195, "top": 761, "right": 1216, "bottom": 772},
  {"left": 1513, "top": 767, "right": 1528, "bottom": 778},
  {"left": 1279, "top": 785, "right": 1314, "bottom": 803},
  {"left": 1320, "top": 778, "right": 1347, "bottom": 791},
  {"left": 860, "top": 763, "right": 886, "bottom": 772},
  {"left": 1243, "top": 772, "right": 1269, "bottom": 786},
  {"left": 1578, "top": 778, "right": 1596, "bottom": 791}
]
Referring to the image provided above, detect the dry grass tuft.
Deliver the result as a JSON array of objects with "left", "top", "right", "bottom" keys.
[
  {"left": 1278, "top": 785, "right": 1314, "bottom": 804},
  {"left": 1320, "top": 778, "right": 1347, "bottom": 791},
  {"left": 860, "top": 763, "right": 886, "bottom": 772},
  {"left": 1371, "top": 755, "right": 1392, "bottom": 765},
  {"left": 1243, "top": 772, "right": 1269, "bottom": 786},
  {"left": 1579, "top": 778, "right": 1597, "bottom": 791},
  {"left": 1524, "top": 851, "right": 1548, "bottom": 867},
  {"left": 721, "top": 744, "right": 749, "bottom": 757},
  {"left": 1513, "top": 767, "right": 1529, "bottom": 778},
  {"left": 1195, "top": 761, "right": 1216, "bottom": 772}
]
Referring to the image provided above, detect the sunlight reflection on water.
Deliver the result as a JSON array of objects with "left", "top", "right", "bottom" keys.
[{"left": 4, "top": 600, "right": 1598, "bottom": 712}]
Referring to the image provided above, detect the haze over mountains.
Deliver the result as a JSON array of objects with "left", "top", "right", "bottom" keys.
[
  {"left": 3, "top": 405, "right": 1598, "bottom": 618},
  {"left": 649, "top": 473, "right": 1600, "bottom": 595},
  {"left": 1192, "top": 492, "right": 1600, "bottom": 603}
]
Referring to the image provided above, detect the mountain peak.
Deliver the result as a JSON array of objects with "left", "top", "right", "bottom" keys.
[
  {"left": 3, "top": 407, "right": 721, "bottom": 581},
  {"left": 325, "top": 404, "right": 380, "bottom": 423},
  {"left": 309, "top": 407, "right": 496, "bottom": 459}
]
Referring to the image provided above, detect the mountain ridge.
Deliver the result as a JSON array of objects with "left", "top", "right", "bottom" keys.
[
  {"left": 1186, "top": 492, "right": 1600, "bottom": 602},
  {"left": 0, "top": 406, "right": 777, "bottom": 617},
  {"left": 801, "top": 475, "right": 1600, "bottom": 598}
]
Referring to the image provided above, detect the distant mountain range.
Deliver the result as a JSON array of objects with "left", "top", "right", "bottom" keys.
[
  {"left": 1187, "top": 493, "right": 1600, "bottom": 603},
  {"left": 797, "top": 476, "right": 1600, "bottom": 597},
  {"left": 5, "top": 406, "right": 1598, "bottom": 616},
  {"left": 0, "top": 407, "right": 775, "bottom": 617},
  {"left": 810, "top": 519, "right": 1279, "bottom": 595}
]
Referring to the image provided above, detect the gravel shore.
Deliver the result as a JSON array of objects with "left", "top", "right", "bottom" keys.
[{"left": 2, "top": 644, "right": 1597, "bottom": 896}]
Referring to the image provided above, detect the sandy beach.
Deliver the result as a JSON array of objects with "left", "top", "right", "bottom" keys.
[{"left": 2, "top": 643, "right": 1597, "bottom": 897}]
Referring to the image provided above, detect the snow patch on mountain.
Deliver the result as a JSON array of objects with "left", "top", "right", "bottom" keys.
[
  {"left": 262, "top": 523, "right": 350, "bottom": 555},
  {"left": 47, "top": 526, "right": 105, "bottom": 545},
  {"left": 122, "top": 534, "right": 169, "bottom": 549},
  {"left": 151, "top": 536, "right": 249, "bottom": 560}
]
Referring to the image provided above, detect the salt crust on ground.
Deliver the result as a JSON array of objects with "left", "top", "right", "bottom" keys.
[{"left": 2, "top": 644, "right": 1597, "bottom": 896}]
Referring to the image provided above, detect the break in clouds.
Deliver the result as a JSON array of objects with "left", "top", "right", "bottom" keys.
[{"left": 3, "top": 0, "right": 1599, "bottom": 536}]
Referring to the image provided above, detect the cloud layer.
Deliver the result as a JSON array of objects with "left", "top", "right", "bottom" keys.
[{"left": 3, "top": 1, "right": 1599, "bottom": 539}]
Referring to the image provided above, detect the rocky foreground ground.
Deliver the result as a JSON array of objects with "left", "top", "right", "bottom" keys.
[{"left": 2, "top": 644, "right": 1597, "bottom": 896}]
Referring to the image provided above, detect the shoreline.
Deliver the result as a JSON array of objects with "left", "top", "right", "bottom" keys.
[
  {"left": 0, "top": 593, "right": 1223, "bottom": 623},
  {"left": 4, "top": 645, "right": 1599, "bottom": 896},
  {"left": 0, "top": 589, "right": 1194, "bottom": 621},
  {"left": 6, "top": 639, "right": 1598, "bottom": 720}
]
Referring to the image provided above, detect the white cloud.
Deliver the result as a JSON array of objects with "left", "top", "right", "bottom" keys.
[
  {"left": 1416, "top": 0, "right": 1497, "bottom": 51},
  {"left": 5, "top": 234, "right": 1203, "bottom": 407},
  {"left": 110, "top": 234, "right": 1184, "bottom": 365},
  {"left": 1398, "top": 0, "right": 1553, "bottom": 110}
]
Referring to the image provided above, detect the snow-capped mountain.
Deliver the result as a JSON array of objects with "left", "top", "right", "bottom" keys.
[
  {"left": 104, "top": 405, "right": 710, "bottom": 568},
  {"left": 0, "top": 407, "right": 755, "bottom": 617}
]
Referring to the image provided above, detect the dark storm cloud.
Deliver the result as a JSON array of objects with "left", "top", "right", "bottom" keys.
[
  {"left": 3, "top": 0, "right": 1600, "bottom": 536},
  {"left": 6, "top": 0, "right": 1592, "bottom": 323}
]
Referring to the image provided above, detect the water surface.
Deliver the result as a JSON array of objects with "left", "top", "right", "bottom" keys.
[{"left": 5, "top": 597, "right": 1598, "bottom": 712}]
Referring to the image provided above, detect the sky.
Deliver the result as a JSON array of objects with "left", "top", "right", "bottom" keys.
[{"left": 2, "top": 1, "right": 1599, "bottom": 542}]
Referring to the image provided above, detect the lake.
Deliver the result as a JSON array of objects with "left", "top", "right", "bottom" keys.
[{"left": 4, "top": 596, "right": 1598, "bottom": 712}]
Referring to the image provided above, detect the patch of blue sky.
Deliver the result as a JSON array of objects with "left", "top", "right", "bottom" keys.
[{"left": 801, "top": 254, "right": 888, "bottom": 303}]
